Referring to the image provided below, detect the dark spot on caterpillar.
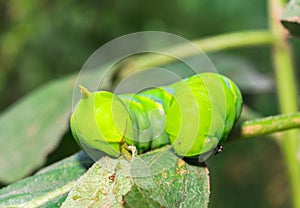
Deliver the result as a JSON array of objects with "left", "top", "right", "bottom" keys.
[
  {"left": 178, "top": 141, "right": 181, "bottom": 145},
  {"left": 109, "top": 174, "right": 116, "bottom": 181}
]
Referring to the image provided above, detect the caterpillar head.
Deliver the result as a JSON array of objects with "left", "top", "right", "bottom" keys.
[
  {"left": 221, "top": 76, "right": 243, "bottom": 122},
  {"left": 166, "top": 73, "right": 243, "bottom": 159}
]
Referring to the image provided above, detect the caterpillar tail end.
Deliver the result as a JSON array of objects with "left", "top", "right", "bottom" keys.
[{"left": 79, "top": 85, "right": 91, "bottom": 99}]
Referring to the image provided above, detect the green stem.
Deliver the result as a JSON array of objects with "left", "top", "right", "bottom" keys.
[
  {"left": 116, "top": 30, "right": 276, "bottom": 80},
  {"left": 229, "top": 112, "right": 300, "bottom": 141},
  {"left": 193, "top": 30, "right": 276, "bottom": 52},
  {"left": 269, "top": 0, "right": 300, "bottom": 207}
]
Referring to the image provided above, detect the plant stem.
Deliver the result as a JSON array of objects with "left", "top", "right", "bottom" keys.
[
  {"left": 229, "top": 112, "right": 300, "bottom": 141},
  {"left": 193, "top": 30, "right": 276, "bottom": 52},
  {"left": 116, "top": 30, "right": 276, "bottom": 80},
  {"left": 269, "top": 0, "right": 300, "bottom": 207}
]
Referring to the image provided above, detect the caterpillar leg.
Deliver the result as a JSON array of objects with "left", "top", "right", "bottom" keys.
[
  {"left": 121, "top": 143, "right": 137, "bottom": 160},
  {"left": 197, "top": 144, "right": 224, "bottom": 162},
  {"left": 214, "top": 144, "right": 224, "bottom": 155}
]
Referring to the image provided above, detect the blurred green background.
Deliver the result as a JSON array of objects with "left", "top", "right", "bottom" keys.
[{"left": 0, "top": 0, "right": 299, "bottom": 207}]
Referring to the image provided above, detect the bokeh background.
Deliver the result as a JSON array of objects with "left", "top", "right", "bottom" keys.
[{"left": 1, "top": 1, "right": 299, "bottom": 207}]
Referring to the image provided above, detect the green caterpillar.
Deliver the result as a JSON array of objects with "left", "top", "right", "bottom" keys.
[{"left": 70, "top": 73, "right": 242, "bottom": 159}]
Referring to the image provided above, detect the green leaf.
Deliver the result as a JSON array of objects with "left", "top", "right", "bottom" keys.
[
  {"left": 125, "top": 148, "right": 210, "bottom": 208},
  {"left": 0, "top": 69, "right": 108, "bottom": 183},
  {"left": 62, "top": 146, "right": 210, "bottom": 208},
  {"left": 0, "top": 75, "right": 75, "bottom": 183},
  {"left": 61, "top": 157, "right": 133, "bottom": 208},
  {"left": 0, "top": 151, "right": 93, "bottom": 208},
  {"left": 281, "top": 0, "right": 300, "bottom": 37}
]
